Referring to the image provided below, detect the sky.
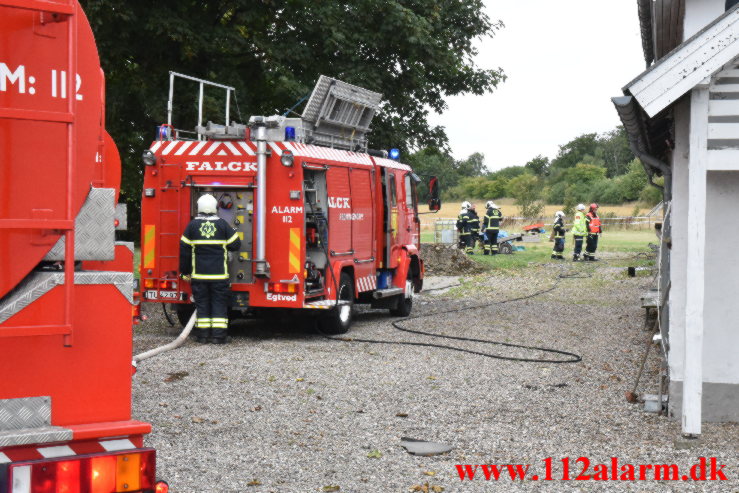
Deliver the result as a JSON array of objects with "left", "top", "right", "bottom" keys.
[{"left": 427, "top": 0, "right": 646, "bottom": 171}]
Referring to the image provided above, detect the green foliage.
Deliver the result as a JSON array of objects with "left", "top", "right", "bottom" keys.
[
  {"left": 80, "top": 0, "right": 505, "bottom": 234},
  {"left": 524, "top": 155, "right": 549, "bottom": 176},
  {"left": 508, "top": 173, "right": 543, "bottom": 218},
  {"left": 550, "top": 128, "right": 634, "bottom": 177}
]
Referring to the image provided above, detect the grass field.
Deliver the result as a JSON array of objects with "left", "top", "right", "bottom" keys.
[{"left": 422, "top": 229, "right": 659, "bottom": 272}]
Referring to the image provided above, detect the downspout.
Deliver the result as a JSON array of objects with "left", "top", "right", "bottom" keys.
[
  {"left": 252, "top": 118, "right": 270, "bottom": 278},
  {"left": 628, "top": 140, "right": 672, "bottom": 204}
]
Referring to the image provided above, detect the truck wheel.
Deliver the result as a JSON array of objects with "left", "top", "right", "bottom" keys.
[
  {"left": 318, "top": 272, "right": 354, "bottom": 335},
  {"left": 390, "top": 280, "right": 413, "bottom": 317},
  {"left": 175, "top": 303, "right": 196, "bottom": 328}
]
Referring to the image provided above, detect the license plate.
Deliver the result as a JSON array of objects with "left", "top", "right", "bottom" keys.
[
  {"left": 159, "top": 291, "right": 178, "bottom": 299},
  {"left": 144, "top": 291, "right": 157, "bottom": 300}
]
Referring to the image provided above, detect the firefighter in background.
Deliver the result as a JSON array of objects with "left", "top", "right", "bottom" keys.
[
  {"left": 456, "top": 201, "right": 473, "bottom": 253},
  {"left": 584, "top": 203, "right": 602, "bottom": 261},
  {"left": 571, "top": 203, "right": 587, "bottom": 261},
  {"left": 180, "top": 194, "right": 242, "bottom": 344},
  {"left": 483, "top": 201, "right": 502, "bottom": 255},
  {"left": 468, "top": 203, "right": 481, "bottom": 253},
  {"left": 551, "top": 211, "right": 566, "bottom": 260}
]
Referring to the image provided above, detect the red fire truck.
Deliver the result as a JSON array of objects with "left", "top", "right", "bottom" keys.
[
  {"left": 140, "top": 75, "right": 440, "bottom": 333},
  {"left": 0, "top": 2, "right": 165, "bottom": 492}
]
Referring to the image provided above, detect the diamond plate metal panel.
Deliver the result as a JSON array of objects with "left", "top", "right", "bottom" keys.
[
  {"left": 0, "top": 427, "right": 73, "bottom": 448},
  {"left": 114, "top": 203, "right": 128, "bottom": 230},
  {"left": 45, "top": 188, "right": 115, "bottom": 261},
  {"left": 0, "top": 271, "right": 134, "bottom": 324},
  {"left": 0, "top": 397, "right": 51, "bottom": 431},
  {"left": 0, "top": 272, "right": 59, "bottom": 324}
]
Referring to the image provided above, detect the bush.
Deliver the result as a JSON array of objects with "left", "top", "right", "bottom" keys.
[{"left": 508, "top": 173, "right": 544, "bottom": 218}]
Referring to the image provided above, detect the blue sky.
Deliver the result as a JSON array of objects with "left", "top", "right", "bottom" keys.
[{"left": 428, "top": 0, "right": 645, "bottom": 170}]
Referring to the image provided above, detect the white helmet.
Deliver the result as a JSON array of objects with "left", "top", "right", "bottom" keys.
[
  {"left": 197, "top": 194, "right": 218, "bottom": 214},
  {"left": 486, "top": 200, "right": 497, "bottom": 209},
  {"left": 555, "top": 211, "right": 565, "bottom": 218},
  {"left": 461, "top": 201, "right": 472, "bottom": 210},
  {"left": 577, "top": 203, "right": 586, "bottom": 211}
]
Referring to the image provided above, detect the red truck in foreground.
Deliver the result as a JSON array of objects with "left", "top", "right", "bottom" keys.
[{"left": 0, "top": 2, "right": 165, "bottom": 491}]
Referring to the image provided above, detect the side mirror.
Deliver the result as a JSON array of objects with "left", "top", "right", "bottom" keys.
[{"left": 428, "top": 176, "right": 441, "bottom": 211}]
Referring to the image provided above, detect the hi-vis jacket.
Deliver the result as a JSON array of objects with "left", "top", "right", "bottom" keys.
[
  {"left": 586, "top": 212, "right": 602, "bottom": 234},
  {"left": 180, "top": 214, "right": 241, "bottom": 281},
  {"left": 483, "top": 207, "right": 502, "bottom": 231},
  {"left": 571, "top": 211, "right": 587, "bottom": 236}
]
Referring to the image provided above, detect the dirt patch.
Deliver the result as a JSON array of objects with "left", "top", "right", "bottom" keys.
[{"left": 421, "top": 244, "right": 488, "bottom": 275}]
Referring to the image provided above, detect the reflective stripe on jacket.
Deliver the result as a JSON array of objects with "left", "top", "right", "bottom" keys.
[
  {"left": 571, "top": 211, "right": 587, "bottom": 236},
  {"left": 180, "top": 215, "right": 241, "bottom": 281},
  {"left": 468, "top": 210, "right": 481, "bottom": 233},
  {"left": 483, "top": 208, "right": 502, "bottom": 231},
  {"left": 553, "top": 217, "right": 565, "bottom": 238},
  {"left": 457, "top": 210, "right": 471, "bottom": 235}
]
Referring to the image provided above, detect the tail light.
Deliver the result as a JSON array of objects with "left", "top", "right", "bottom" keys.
[
  {"left": 267, "top": 282, "right": 298, "bottom": 294},
  {"left": 143, "top": 279, "right": 155, "bottom": 289},
  {"left": 6, "top": 449, "right": 157, "bottom": 493},
  {"left": 158, "top": 280, "right": 177, "bottom": 290}
]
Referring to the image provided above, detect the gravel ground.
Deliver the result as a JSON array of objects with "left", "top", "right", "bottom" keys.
[{"left": 132, "top": 258, "right": 739, "bottom": 492}]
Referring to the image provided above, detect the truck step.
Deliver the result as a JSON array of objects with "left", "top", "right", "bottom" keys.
[
  {"left": 303, "top": 300, "right": 350, "bottom": 310},
  {"left": 373, "top": 288, "right": 404, "bottom": 299}
]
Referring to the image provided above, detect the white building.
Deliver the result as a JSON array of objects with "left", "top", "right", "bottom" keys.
[{"left": 613, "top": 0, "right": 739, "bottom": 436}]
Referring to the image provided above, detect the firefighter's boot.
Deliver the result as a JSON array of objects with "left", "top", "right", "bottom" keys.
[{"left": 573, "top": 254, "right": 580, "bottom": 262}]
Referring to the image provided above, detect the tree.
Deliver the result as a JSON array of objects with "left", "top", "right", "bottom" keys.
[
  {"left": 508, "top": 173, "right": 543, "bottom": 218},
  {"left": 598, "top": 126, "right": 635, "bottom": 177},
  {"left": 551, "top": 133, "right": 599, "bottom": 170},
  {"left": 455, "top": 152, "right": 487, "bottom": 178},
  {"left": 524, "top": 155, "right": 550, "bottom": 176},
  {"left": 80, "top": 0, "right": 506, "bottom": 235}
]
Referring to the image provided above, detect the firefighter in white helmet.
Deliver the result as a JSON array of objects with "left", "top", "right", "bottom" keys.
[
  {"left": 551, "top": 211, "right": 566, "bottom": 260},
  {"left": 482, "top": 201, "right": 502, "bottom": 255},
  {"left": 180, "top": 194, "right": 241, "bottom": 344},
  {"left": 571, "top": 203, "right": 587, "bottom": 261}
]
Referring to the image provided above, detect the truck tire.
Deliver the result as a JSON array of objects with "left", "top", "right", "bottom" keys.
[
  {"left": 318, "top": 272, "right": 354, "bottom": 335},
  {"left": 499, "top": 242, "right": 513, "bottom": 255},
  {"left": 390, "top": 280, "right": 413, "bottom": 317},
  {"left": 175, "top": 303, "right": 196, "bottom": 328}
]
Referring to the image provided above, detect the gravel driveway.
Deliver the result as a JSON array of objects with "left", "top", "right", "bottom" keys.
[{"left": 132, "top": 258, "right": 739, "bottom": 492}]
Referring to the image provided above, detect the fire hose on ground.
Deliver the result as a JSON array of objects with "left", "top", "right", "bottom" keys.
[{"left": 133, "top": 310, "right": 197, "bottom": 365}]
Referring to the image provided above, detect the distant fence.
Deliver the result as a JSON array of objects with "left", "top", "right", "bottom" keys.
[{"left": 422, "top": 215, "right": 662, "bottom": 233}]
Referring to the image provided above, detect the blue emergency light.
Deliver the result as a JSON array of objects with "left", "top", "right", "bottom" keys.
[{"left": 389, "top": 148, "right": 400, "bottom": 160}]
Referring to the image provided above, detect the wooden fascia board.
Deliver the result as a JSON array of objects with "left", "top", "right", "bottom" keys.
[{"left": 627, "top": 8, "right": 739, "bottom": 118}]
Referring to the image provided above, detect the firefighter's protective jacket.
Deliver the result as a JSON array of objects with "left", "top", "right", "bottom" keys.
[
  {"left": 468, "top": 209, "right": 481, "bottom": 235},
  {"left": 180, "top": 214, "right": 241, "bottom": 281},
  {"left": 457, "top": 210, "right": 472, "bottom": 235},
  {"left": 483, "top": 207, "right": 502, "bottom": 231},
  {"left": 571, "top": 211, "right": 587, "bottom": 236},
  {"left": 553, "top": 217, "right": 565, "bottom": 238}
]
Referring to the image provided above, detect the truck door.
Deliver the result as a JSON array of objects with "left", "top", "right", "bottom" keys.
[
  {"left": 382, "top": 169, "right": 401, "bottom": 268},
  {"left": 402, "top": 173, "right": 421, "bottom": 248}
]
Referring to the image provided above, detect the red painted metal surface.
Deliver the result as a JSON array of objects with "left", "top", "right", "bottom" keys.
[
  {"left": 0, "top": 0, "right": 105, "bottom": 298},
  {"left": 140, "top": 139, "right": 424, "bottom": 310}
]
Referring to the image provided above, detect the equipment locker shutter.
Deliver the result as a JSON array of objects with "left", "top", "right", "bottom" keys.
[
  {"left": 350, "top": 168, "right": 373, "bottom": 261},
  {"left": 326, "top": 166, "right": 352, "bottom": 255}
]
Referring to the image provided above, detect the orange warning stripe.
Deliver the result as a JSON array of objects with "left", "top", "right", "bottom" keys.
[
  {"left": 143, "top": 224, "right": 156, "bottom": 268},
  {"left": 289, "top": 228, "right": 301, "bottom": 274}
]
